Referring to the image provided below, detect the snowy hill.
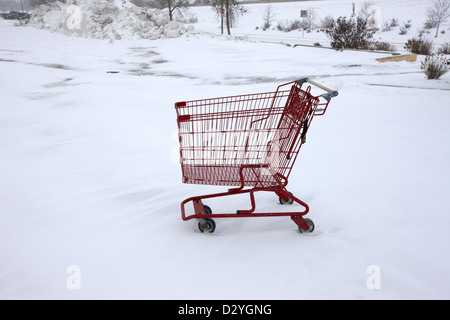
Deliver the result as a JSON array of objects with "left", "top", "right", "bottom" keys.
[{"left": 0, "top": 0, "right": 449, "bottom": 299}]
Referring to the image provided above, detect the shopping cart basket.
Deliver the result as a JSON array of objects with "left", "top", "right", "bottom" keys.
[{"left": 174, "top": 78, "right": 338, "bottom": 233}]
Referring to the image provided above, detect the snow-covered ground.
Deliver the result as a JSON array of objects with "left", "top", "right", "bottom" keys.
[
  {"left": 1, "top": 0, "right": 449, "bottom": 300},
  {"left": 193, "top": 0, "right": 450, "bottom": 50}
]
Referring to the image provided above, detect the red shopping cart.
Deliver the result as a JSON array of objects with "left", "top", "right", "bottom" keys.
[{"left": 174, "top": 78, "right": 338, "bottom": 233}]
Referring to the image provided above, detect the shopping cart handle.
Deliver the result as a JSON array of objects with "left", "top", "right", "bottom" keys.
[
  {"left": 321, "top": 90, "right": 339, "bottom": 102},
  {"left": 298, "top": 78, "right": 339, "bottom": 101}
]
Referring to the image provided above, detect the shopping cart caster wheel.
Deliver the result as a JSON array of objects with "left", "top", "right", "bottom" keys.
[
  {"left": 203, "top": 205, "right": 212, "bottom": 215},
  {"left": 279, "top": 192, "right": 294, "bottom": 205},
  {"left": 198, "top": 218, "right": 216, "bottom": 233},
  {"left": 298, "top": 218, "right": 315, "bottom": 233}
]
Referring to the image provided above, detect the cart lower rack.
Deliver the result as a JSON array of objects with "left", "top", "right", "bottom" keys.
[{"left": 175, "top": 78, "right": 338, "bottom": 233}]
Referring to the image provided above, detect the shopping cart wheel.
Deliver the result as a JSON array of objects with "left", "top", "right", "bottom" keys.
[
  {"left": 203, "top": 205, "right": 212, "bottom": 215},
  {"left": 198, "top": 204, "right": 215, "bottom": 233},
  {"left": 298, "top": 218, "right": 315, "bottom": 233},
  {"left": 279, "top": 192, "right": 294, "bottom": 205},
  {"left": 198, "top": 218, "right": 216, "bottom": 233}
]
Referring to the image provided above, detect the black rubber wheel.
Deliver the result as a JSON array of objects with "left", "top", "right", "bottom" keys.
[
  {"left": 203, "top": 205, "right": 212, "bottom": 215},
  {"left": 298, "top": 218, "right": 315, "bottom": 233},
  {"left": 279, "top": 192, "right": 294, "bottom": 205},
  {"left": 198, "top": 218, "right": 216, "bottom": 233}
]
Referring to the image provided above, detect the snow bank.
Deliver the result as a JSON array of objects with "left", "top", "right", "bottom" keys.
[{"left": 28, "top": 0, "right": 190, "bottom": 40}]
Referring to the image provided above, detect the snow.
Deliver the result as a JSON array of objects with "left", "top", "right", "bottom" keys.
[
  {"left": 1, "top": 0, "right": 450, "bottom": 300},
  {"left": 193, "top": 0, "right": 450, "bottom": 50},
  {"left": 27, "top": 0, "right": 188, "bottom": 40}
]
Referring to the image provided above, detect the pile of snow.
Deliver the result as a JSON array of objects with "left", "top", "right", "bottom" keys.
[{"left": 28, "top": 0, "right": 191, "bottom": 40}]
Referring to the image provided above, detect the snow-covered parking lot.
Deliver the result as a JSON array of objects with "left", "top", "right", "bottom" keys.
[{"left": 1, "top": 0, "right": 449, "bottom": 299}]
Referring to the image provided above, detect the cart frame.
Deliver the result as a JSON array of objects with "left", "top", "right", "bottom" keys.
[{"left": 175, "top": 78, "right": 338, "bottom": 233}]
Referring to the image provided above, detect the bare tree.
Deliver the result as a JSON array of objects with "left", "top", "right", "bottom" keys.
[
  {"left": 148, "top": 0, "right": 189, "bottom": 21},
  {"left": 211, "top": 0, "right": 247, "bottom": 35},
  {"left": 426, "top": 0, "right": 450, "bottom": 37},
  {"left": 262, "top": 5, "right": 275, "bottom": 29},
  {"left": 358, "top": 1, "right": 381, "bottom": 30},
  {"left": 358, "top": 0, "right": 377, "bottom": 20}
]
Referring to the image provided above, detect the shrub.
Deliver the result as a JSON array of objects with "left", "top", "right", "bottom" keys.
[
  {"left": 421, "top": 54, "right": 449, "bottom": 79},
  {"left": 328, "top": 16, "right": 375, "bottom": 50},
  {"left": 390, "top": 18, "right": 399, "bottom": 27},
  {"left": 276, "top": 19, "right": 309, "bottom": 32},
  {"left": 424, "top": 17, "right": 438, "bottom": 29},
  {"left": 276, "top": 20, "right": 284, "bottom": 31},
  {"left": 382, "top": 18, "right": 399, "bottom": 31},
  {"left": 289, "top": 19, "right": 303, "bottom": 31},
  {"left": 372, "top": 41, "right": 396, "bottom": 51},
  {"left": 404, "top": 37, "right": 434, "bottom": 55},
  {"left": 399, "top": 20, "right": 412, "bottom": 35},
  {"left": 438, "top": 42, "right": 450, "bottom": 54},
  {"left": 381, "top": 20, "right": 392, "bottom": 31},
  {"left": 320, "top": 15, "right": 335, "bottom": 31}
]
